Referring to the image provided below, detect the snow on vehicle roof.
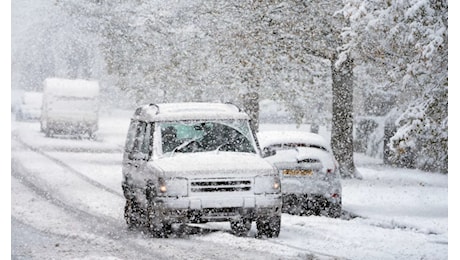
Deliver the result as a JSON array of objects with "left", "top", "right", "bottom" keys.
[
  {"left": 133, "top": 102, "right": 250, "bottom": 121},
  {"left": 43, "top": 78, "right": 99, "bottom": 98},
  {"left": 257, "top": 130, "right": 331, "bottom": 151}
]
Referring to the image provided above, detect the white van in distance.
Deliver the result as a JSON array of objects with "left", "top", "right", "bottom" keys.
[{"left": 40, "top": 78, "right": 99, "bottom": 138}]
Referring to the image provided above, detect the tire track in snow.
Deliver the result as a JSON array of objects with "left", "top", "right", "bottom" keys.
[
  {"left": 11, "top": 216, "right": 163, "bottom": 260},
  {"left": 11, "top": 159, "right": 120, "bottom": 229},
  {"left": 14, "top": 135, "right": 123, "bottom": 198},
  {"left": 11, "top": 169, "right": 191, "bottom": 260},
  {"left": 263, "top": 238, "right": 351, "bottom": 260}
]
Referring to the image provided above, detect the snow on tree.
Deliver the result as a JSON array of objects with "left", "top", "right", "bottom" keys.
[
  {"left": 40, "top": 0, "right": 447, "bottom": 176},
  {"left": 55, "top": 0, "right": 359, "bottom": 177},
  {"left": 343, "top": 0, "right": 448, "bottom": 173}
]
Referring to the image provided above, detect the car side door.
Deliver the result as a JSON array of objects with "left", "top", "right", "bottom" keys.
[{"left": 122, "top": 120, "right": 154, "bottom": 188}]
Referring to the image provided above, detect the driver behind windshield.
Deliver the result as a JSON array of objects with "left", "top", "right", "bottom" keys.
[{"left": 161, "top": 126, "right": 180, "bottom": 153}]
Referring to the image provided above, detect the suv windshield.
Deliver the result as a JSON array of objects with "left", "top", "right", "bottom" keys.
[{"left": 159, "top": 119, "right": 257, "bottom": 155}]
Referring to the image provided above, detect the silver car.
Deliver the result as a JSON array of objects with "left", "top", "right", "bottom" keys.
[{"left": 258, "top": 130, "right": 342, "bottom": 218}]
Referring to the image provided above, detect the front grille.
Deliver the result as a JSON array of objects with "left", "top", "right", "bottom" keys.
[{"left": 191, "top": 179, "right": 252, "bottom": 193}]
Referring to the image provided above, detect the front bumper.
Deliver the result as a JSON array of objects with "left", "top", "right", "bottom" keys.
[
  {"left": 281, "top": 176, "right": 341, "bottom": 195},
  {"left": 153, "top": 194, "right": 282, "bottom": 223}
]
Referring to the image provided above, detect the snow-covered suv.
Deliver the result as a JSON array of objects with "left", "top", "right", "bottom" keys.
[{"left": 122, "top": 102, "right": 282, "bottom": 237}]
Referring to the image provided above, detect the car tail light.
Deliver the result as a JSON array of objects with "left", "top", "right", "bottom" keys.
[{"left": 327, "top": 162, "right": 338, "bottom": 174}]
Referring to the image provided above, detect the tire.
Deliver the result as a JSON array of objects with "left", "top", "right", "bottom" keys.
[
  {"left": 124, "top": 199, "right": 147, "bottom": 229},
  {"left": 88, "top": 130, "right": 96, "bottom": 140},
  {"left": 282, "top": 194, "right": 299, "bottom": 215},
  {"left": 230, "top": 218, "right": 252, "bottom": 237},
  {"left": 45, "top": 129, "right": 54, "bottom": 138},
  {"left": 40, "top": 120, "right": 46, "bottom": 133},
  {"left": 256, "top": 215, "right": 281, "bottom": 238},
  {"left": 328, "top": 202, "right": 342, "bottom": 218},
  {"left": 312, "top": 198, "right": 326, "bottom": 216},
  {"left": 147, "top": 201, "right": 171, "bottom": 238}
]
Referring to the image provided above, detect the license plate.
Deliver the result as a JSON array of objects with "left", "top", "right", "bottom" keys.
[{"left": 283, "top": 169, "right": 313, "bottom": 176}]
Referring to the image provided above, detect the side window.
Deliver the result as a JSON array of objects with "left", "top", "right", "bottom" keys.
[
  {"left": 140, "top": 123, "right": 153, "bottom": 154},
  {"left": 126, "top": 120, "right": 154, "bottom": 160},
  {"left": 124, "top": 120, "right": 139, "bottom": 154}
]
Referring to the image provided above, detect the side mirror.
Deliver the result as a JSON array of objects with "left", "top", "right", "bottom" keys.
[
  {"left": 262, "top": 147, "right": 276, "bottom": 158},
  {"left": 128, "top": 152, "right": 148, "bottom": 161}
]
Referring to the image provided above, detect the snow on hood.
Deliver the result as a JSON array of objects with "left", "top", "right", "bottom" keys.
[{"left": 150, "top": 152, "right": 276, "bottom": 175}]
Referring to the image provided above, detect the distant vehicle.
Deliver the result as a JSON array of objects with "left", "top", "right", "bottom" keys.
[
  {"left": 40, "top": 78, "right": 99, "bottom": 139},
  {"left": 15, "top": 91, "right": 43, "bottom": 121},
  {"left": 122, "top": 102, "right": 282, "bottom": 238},
  {"left": 258, "top": 130, "right": 342, "bottom": 218}
]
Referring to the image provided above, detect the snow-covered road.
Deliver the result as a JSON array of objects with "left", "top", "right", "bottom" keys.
[{"left": 11, "top": 111, "right": 448, "bottom": 259}]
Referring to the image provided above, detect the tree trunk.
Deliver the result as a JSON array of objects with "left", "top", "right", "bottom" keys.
[{"left": 331, "top": 55, "right": 357, "bottom": 178}]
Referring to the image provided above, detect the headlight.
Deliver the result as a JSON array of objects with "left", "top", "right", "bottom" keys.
[
  {"left": 158, "top": 177, "right": 188, "bottom": 197},
  {"left": 254, "top": 175, "right": 281, "bottom": 194}
]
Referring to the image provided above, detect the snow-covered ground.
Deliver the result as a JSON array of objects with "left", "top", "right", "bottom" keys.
[{"left": 10, "top": 110, "right": 449, "bottom": 259}]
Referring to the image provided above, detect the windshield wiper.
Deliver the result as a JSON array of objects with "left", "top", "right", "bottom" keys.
[
  {"left": 170, "top": 138, "right": 199, "bottom": 156},
  {"left": 215, "top": 142, "right": 232, "bottom": 153}
]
